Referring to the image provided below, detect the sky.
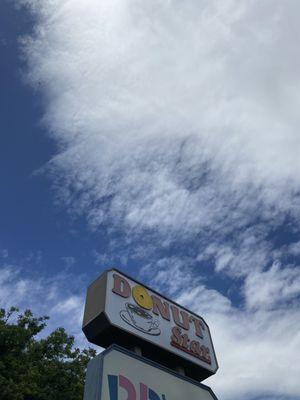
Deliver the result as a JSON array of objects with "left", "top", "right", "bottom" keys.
[{"left": 1, "top": 1, "right": 300, "bottom": 399}]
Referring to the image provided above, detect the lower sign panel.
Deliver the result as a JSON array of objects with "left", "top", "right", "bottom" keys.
[{"left": 84, "top": 346, "right": 218, "bottom": 400}]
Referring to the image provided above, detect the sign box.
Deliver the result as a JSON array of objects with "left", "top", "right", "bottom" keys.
[
  {"left": 84, "top": 345, "right": 218, "bottom": 400},
  {"left": 83, "top": 269, "right": 218, "bottom": 380}
]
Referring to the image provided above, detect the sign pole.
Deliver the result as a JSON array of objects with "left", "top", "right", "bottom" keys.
[
  {"left": 175, "top": 365, "right": 185, "bottom": 376},
  {"left": 132, "top": 346, "right": 142, "bottom": 357}
]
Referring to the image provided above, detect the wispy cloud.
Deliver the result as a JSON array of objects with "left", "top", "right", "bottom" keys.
[
  {"left": 244, "top": 262, "right": 300, "bottom": 311},
  {"left": 16, "top": 1, "right": 300, "bottom": 399},
  {"left": 149, "top": 264, "right": 300, "bottom": 400}
]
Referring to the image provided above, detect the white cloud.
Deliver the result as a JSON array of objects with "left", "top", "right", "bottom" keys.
[
  {"left": 139, "top": 256, "right": 198, "bottom": 295},
  {"left": 140, "top": 259, "right": 300, "bottom": 399},
  {"left": 16, "top": 1, "right": 300, "bottom": 399},
  {"left": 288, "top": 241, "right": 300, "bottom": 257},
  {"left": 198, "top": 227, "right": 273, "bottom": 277},
  {"left": 171, "top": 271, "right": 300, "bottom": 400},
  {"left": 207, "top": 307, "right": 300, "bottom": 400},
  {"left": 176, "top": 285, "right": 232, "bottom": 315},
  {"left": 244, "top": 262, "right": 300, "bottom": 311},
  {"left": 19, "top": 0, "right": 300, "bottom": 240}
]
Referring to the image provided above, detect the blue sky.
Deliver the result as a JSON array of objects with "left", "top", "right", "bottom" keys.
[
  {"left": 1, "top": 1, "right": 300, "bottom": 400},
  {"left": 0, "top": 1, "right": 111, "bottom": 277}
]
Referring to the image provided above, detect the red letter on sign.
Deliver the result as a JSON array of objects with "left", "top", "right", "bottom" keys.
[
  {"left": 140, "top": 383, "right": 148, "bottom": 400},
  {"left": 119, "top": 375, "right": 136, "bottom": 400},
  {"left": 171, "top": 306, "right": 190, "bottom": 330},
  {"left": 190, "top": 316, "right": 205, "bottom": 338},
  {"left": 112, "top": 274, "right": 131, "bottom": 298},
  {"left": 170, "top": 326, "right": 182, "bottom": 345}
]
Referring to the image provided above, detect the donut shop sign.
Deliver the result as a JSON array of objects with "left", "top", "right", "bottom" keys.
[{"left": 83, "top": 269, "right": 218, "bottom": 381}]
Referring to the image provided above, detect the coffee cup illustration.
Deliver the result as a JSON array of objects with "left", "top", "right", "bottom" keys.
[{"left": 120, "top": 303, "right": 160, "bottom": 336}]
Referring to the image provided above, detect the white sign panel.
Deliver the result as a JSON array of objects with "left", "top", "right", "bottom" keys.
[
  {"left": 83, "top": 269, "right": 218, "bottom": 380},
  {"left": 106, "top": 270, "right": 217, "bottom": 374},
  {"left": 84, "top": 346, "right": 218, "bottom": 400}
]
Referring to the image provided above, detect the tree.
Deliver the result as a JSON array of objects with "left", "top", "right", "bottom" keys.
[{"left": 0, "top": 307, "right": 96, "bottom": 400}]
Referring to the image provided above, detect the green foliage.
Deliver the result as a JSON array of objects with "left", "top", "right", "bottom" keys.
[{"left": 0, "top": 307, "right": 96, "bottom": 400}]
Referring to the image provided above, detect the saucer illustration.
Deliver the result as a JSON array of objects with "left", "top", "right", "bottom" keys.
[{"left": 120, "top": 303, "right": 161, "bottom": 336}]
